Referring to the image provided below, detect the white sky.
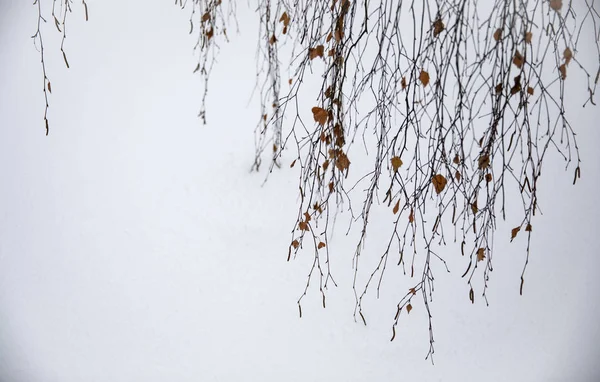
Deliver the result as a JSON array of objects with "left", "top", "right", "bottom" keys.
[{"left": 1, "top": 1, "right": 599, "bottom": 381}]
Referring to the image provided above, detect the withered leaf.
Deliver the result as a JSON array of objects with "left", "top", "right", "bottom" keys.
[
  {"left": 308, "top": 45, "right": 325, "bottom": 60},
  {"left": 279, "top": 12, "right": 290, "bottom": 27},
  {"left": 478, "top": 154, "right": 490, "bottom": 169},
  {"left": 304, "top": 211, "right": 311, "bottom": 222},
  {"left": 495, "top": 83, "right": 503, "bottom": 94},
  {"left": 269, "top": 34, "right": 277, "bottom": 45},
  {"left": 391, "top": 156, "right": 403, "bottom": 172},
  {"left": 393, "top": 200, "right": 400, "bottom": 215},
  {"left": 511, "top": 226, "right": 521, "bottom": 241},
  {"left": 455, "top": 171, "right": 461, "bottom": 181},
  {"left": 477, "top": 248, "right": 485, "bottom": 262},
  {"left": 432, "top": 174, "right": 447, "bottom": 194},
  {"left": 525, "top": 31, "right": 532, "bottom": 44},
  {"left": 525, "top": 223, "right": 532, "bottom": 232},
  {"left": 513, "top": 50, "right": 524, "bottom": 69},
  {"left": 558, "top": 63, "right": 567, "bottom": 80},
  {"left": 406, "top": 303, "right": 412, "bottom": 314},
  {"left": 485, "top": 173, "right": 492, "bottom": 183},
  {"left": 471, "top": 201, "right": 478, "bottom": 214},
  {"left": 401, "top": 76, "right": 407, "bottom": 90},
  {"left": 318, "top": 242, "right": 326, "bottom": 249},
  {"left": 433, "top": 18, "right": 445, "bottom": 37},
  {"left": 290, "top": 159, "right": 296, "bottom": 168},
  {"left": 550, "top": 0, "right": 562, "bottom": 11},
  {"left": 335, "top": 152, "right": 350, "bottom": 171},
  {"left": 453, "top": 154, "right": 460, "bottom": 164},
  {"left": 201, "top": 12, "right": 211, "bottom": 22},
  {"left": 47, "top": 81, "right": 52, "bottom": 93},
  {"left": 291, "top": 239, "right": 300, "bottom": 249},
  {"left": 564, "top": 47, "right": 573, "bottom": 65},
  {"left": 493, "top": 28, "right": 502, "bottom": 42},
  {"left": 311, "top": 107, "right": 328, "bottom": 125},
  {"left": 408, "top": 208, "right": 414, "bottom": 223},
  {"left": 527, "top": 86, "right": 534, "bottom": 95},
  {"left": 298, "top": 221, "right": 309, "bottom": 231},
  {"left": 419, "top": 70, "right": 430, "bottom": 87}
]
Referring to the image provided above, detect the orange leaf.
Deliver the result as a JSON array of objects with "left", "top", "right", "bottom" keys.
[{"left": 432, "top": 174, "right": 447, "bottom": 194}]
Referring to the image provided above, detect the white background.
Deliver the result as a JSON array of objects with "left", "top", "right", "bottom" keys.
[{"left": 1, "top": 1, "right": 599, "bottom": 381}]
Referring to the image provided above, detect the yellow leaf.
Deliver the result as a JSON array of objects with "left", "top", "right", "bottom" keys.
[
  {"left": 432, "top": 174, "right": 447, "bottom": 194},
  {"left": 419, "top": 70, "right": 430, "bottom": 87},
  {"left": 391, "top": 156, "right": 403, "bottom": 172},
  {"left": 476, "top": 248, "right": 485, "bottom": 262},
  {"left": 393, "top": 200, "right": 400, "bottom": 214},
  {"left": 311, "top": 107, "right": 328, "bottom": 125}
]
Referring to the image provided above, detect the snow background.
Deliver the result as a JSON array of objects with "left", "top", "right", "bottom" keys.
[{"left": 1, "top": 1, "right": 599, "bottom": 381}]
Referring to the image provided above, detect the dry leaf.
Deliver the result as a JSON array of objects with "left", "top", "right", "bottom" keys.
[
  {"left": 550, "top": 0, "right": 562, "bottom": 11},
  {"left": 391, "top": 156, "right": 403, "bottom": 172},
  {"left": 406, "top": 304, "right": 412, "bottom": 314},
  {"left": 304, "top": 211, "right": 311, "bottom": 222},
  {"left": 485, "top": 173, "right": 492, "bottom": 183},
  {"left": 453, "top": 154, "right": 460, "bottom": 164},
  {"left": 455, "top": 171, "right": 461, "bottom": 181},
  {"left": 513, "top": 50, "right": 524, "bottom": 69},
  {"left": 477, "top": 248, "right": 485, "bottom": 262},
  {"left": 495, "top": 83, "right": 503, "bottom": 94},
  {"left": 318, "top": 242, "right": 326, "bottom": 249},
  {"left": 469, "top": 288, "right": 474, "bottom": 304},
  {"left": 47, "top": 81, "right": 52, "bottom": 93},
  {"left": 279, "top": 12, "right": 290, "bottom": 28},
  {"left": 291, "top": 239, "right": 300, "bottom": 249},
  {"left": 269, "top": 34, "right": 277, "bottom": 45},
  {"left": 478, "top": 154, "right": 490, "bottom": 169},
  {"left": 525, "top": 223, "right": 532, "bottom": 232},
  {"left": 432, "top": 174, "right": 447, "bottom": 194},
  {"left": 493, "top": 28, "right": 502, "bottom": 42},
  {"left": 511, "top": 226, "right": 521, "bottom": 241},
  {"left": 201, "top": 12, "right": 211, "bottom": 22},
  {"left": 525, "top": 31, "right": 532, "bottom": 44},
  {"left": 298, "top": 221, "right": 309, "bottom": 231},
  {"left": 393, "top": 200, "right": 400, "bottom": 215},
  {"left": 558, "top": 63, "right": 567, "bottom": 80},
  {"left": 564, "top": 47, "right": 573, "bottom": 65},
  {"left": 335, "top": 152, "right": 350, "bottom": 171},
  {"left": 408, "top": 208, "right": 414, "bottom": 223},
  {"left": 290, "top": 159, "right": 296, "bottom": 168},
  {"left": 309, "top": 45, "right": 325, "bottom": 60},
  {"left": 312, "top": 107, "right": 328, "bottom": 125},
  {"left": 527, "top": 86, "right": 534, "bottom": 95},
  {"left": 288, "top": 78, "right": 293, "bottom": 85},
  {"left": 471, "top": 200, "right": 478, "bottom": 214},
  {"left": 401, "top": 76, "right": 407, "bottom": 90},
  {"left": 433, "top": 18, "right": 445, "bottom": 37},
  {"left": 419, "top": 70, "right": 430, "bottom": 87}
]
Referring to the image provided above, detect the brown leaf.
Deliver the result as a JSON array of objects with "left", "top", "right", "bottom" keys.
[
  {"left": 328, "top": 181, "right": 334, "bottom": 193},
  {"left": 550, "top": 0, "right": 562, "bottom": 11},
  {"left": 201, "top": 12, "right": 211, "bottom": 22},
  {"left": 269, "top": 34, "right": 277, "bottom": 45},
  {"left": 471, "top": 200, "right": 478, "bottom": 214},
  {"left": 469, "top": 288, "right": 474, "bottom": 304},
  {"left": 478, "top": 154, "right": 490, "bottom": 169},
  {"left": 453, "top": 154, "right": 460, "bottom": 164},
  {"left": 318, "top": 242, "right": 326, "bottom": 249},
  {"left": 432, "top": 174, "right": 447, "bottom": 194},
  {"left": 433, "top": 18, "right": 445, "bottom": 37},
  {"left": 391, "top": 156, "right": 403, "bottom": 172},
  {"left": 322, "top": 160, "right": 329, "bottom": 170},
  {"left": 279, "top": 12, "right": 290, "bottom": 28},
  {"left": 409, "top": 288, "right": 416, "bottom": 295},
  {"left": 206, "top": 27, "right": 214, "bottom": 40},
  {"left": 485, "top": 173, "right": 492, "bottom": 183},
  {"left": 511, "top": 226, "right": 521, "bottom": 241},
  {"left": 335, "top": 152, "right": 350, "bottom": 171},
  {"left": 493, "top": 28, "right": 502, "bottom": 42},
  {"left": 290, "top": 159, "right": 296, "bottom": 168},
  {"left": 304, "top": 211, "right": 311, "bottom": 222},
  {"left": 288, "top": 78, "right": 293, "bottom": 85},
  {"left": 406, "top": 304, "right": 412, "bottom": 314},
  {"left": 513, "top": 50, "right": 524, "bottom": 69},
  {"left": 527, "top": 86, "right": 534, "bottom": 95},
  {"left": 312, "top": 107, "right": 328, "bottom": 125},
  {"left": 401, "top": 76, "right": 407, "bottom": 90},
  {"left": 408, "top": 208, "right": 414, "bottom": 223},
  {"left": 564, "top": 47, "right": 573, "bottom": 65},
  {"left": 525, "top": 223, "right": 532, "bottom": 232},
  {"left": 291, "top": 239, "right": 300, "bottom": 249},
  {"left": 476, "top": 248, "right": 485, "bottom": 262},
  {"left": 298, "top": 221, "right": 309, "bottom": 231},
  {"left": 495, "top": 83, "right": 503, "bottom": 94},
  {"left": 525, "top": 31, "right": 532, "bottom": 44},
  {"left": 558, "top": 63, "right": 567, "bottom": 80},
  {"left": 419, "top": 70, "right": 430, "bottom": 87},
  {"left": 455, "top": 171, "right": 461, "bottom": 181},
  {"left": 47, "top": 81, "right": 52, "bottom": 93},
  {"left": 393, "top": 200, "right": 400, "bottom": 215},
  {"left": 309, "top": 45, "right": 325, "bottom": 60}
]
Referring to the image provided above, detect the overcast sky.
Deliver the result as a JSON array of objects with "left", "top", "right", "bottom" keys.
[{"left": 1, "top": 1, "right": 599, "bottom": 381}]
